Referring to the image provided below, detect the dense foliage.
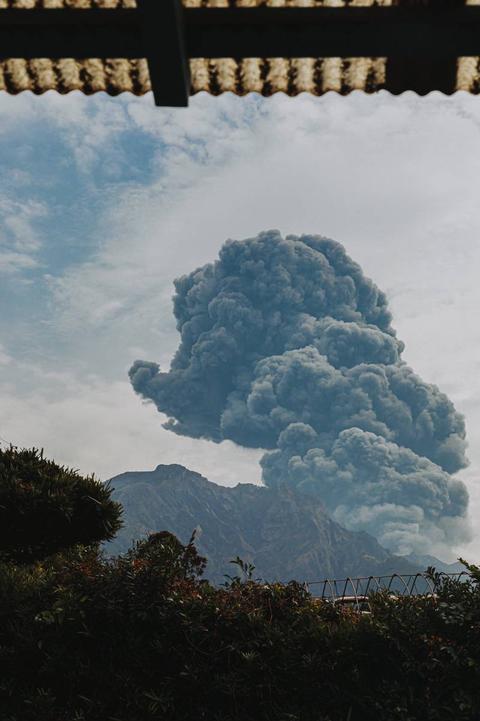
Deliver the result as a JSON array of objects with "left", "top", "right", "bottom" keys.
[
  {"left": 1, "top": 531, "right": 480, "bottom": 721},
  {"left": 1, "top": 447, "right": 479, "bottom": 720},
  {"left": 0, "top": 447, "right": 122, "bottom": 563}
]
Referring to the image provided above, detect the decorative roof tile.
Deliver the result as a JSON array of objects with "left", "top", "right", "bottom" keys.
[{"left": 0, "top": 0, "right": 479, "bottom": 98}]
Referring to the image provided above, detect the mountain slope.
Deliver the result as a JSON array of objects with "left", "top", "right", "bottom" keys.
[
  {"left": 405, "top": 552, "right": 466, "bottom": 574},
  {"left": 106, "top": 464, "right": 421, "bottom": 584}
]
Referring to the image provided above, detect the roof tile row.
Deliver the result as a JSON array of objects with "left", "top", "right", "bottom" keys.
[{"left": 0, "top": 0, "right": 479, "bottom": 97}]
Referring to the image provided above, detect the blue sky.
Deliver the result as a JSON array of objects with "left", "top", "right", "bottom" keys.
[{"left": 1, "top": 88, "right": 479, "bottom": 561}]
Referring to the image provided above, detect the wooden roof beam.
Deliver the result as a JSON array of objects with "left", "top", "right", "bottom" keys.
[
  {"left": 185, "top": 6, "right": 480, "bottom": 59},
  {"left": 138, "top": 0, "right": 189, "bottom": 108},
  {"left": 2, "top": 5, "right": 480, "bottom": 105}
]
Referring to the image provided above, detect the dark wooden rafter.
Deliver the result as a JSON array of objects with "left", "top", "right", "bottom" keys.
[
  {"left": 1, "top": 2, "right": 480, "bottom": 105},
  {"left": 387, "top": 0, "right": 464, "bottom": 95},
  {"left": 138, "top": 0, "right": 189, "bottom": 107}
]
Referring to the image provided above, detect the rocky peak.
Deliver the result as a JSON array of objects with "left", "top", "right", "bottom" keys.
[
  {"left": 107, "top": 463, "right": 422, "bottom": 584},
  {"left": 152, "top": 464, "right": 208, "bottom": 483}
]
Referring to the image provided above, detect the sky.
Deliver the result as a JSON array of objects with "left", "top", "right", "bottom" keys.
[{"left": 0, "top": 87, "right": 479, "bottom": 562}]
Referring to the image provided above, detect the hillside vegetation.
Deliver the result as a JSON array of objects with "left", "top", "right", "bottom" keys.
[
  {"left": 1, "top": 448, "right": 480, "bottom": 721},
  {"left": 2, "top": 532, "right": 480, "bottom": 721}
]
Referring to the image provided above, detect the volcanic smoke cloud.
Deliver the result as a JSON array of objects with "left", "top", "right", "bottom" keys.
[{"left": 129, "top": 231, "right": 471, "bottom": 556}]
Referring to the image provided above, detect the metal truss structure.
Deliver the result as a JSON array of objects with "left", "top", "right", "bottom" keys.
[{"left": 305, "top": 571, "right": 471, "bottom": 611}]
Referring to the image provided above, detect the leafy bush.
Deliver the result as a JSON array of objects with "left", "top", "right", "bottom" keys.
[
  {"left": 0, "top": 447, "right": 122, "bottom": 563},
  {"left": 1, "top": 448, "right": 479, "bottom": 720},
  {"left": 1, "top": 530, "right": 480, "bottom": 721}
]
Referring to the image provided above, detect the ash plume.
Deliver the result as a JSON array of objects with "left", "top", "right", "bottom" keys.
[{"left": 129, "top": 230, "right": 471, "bottom": 556}]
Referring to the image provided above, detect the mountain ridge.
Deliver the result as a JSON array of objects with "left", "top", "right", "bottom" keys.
[{"left": 106, "top": 463, "right": 425, "bottom": 583}]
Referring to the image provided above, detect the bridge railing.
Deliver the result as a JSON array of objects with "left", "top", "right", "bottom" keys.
[{"left": 304, "top": 571, "right": 471, "bottom": 611}]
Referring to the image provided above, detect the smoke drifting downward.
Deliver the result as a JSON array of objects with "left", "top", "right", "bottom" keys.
[{"left": 129, "top": 231, "right": 470, "bottom": 555}]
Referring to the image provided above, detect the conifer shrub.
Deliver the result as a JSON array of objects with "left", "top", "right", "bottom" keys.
[{"left": 0, "top": 447, "right": 122, "bottom": 563}]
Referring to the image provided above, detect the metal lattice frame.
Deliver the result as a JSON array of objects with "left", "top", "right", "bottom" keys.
[{"left": 305, "top": 571, "right": 471, "bottom": 611}]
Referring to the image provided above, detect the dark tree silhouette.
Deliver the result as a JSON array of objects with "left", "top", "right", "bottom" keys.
[{"left": 0, "top": 446, "right": 122, "bottom": 563}]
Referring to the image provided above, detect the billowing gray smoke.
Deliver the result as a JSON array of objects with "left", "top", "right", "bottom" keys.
[{"left": 129, "top": 231, "right": 471, "bottom": 555}]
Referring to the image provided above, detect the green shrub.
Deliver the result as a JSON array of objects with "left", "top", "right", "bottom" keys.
[
  {"left": 1, "top": 447, "right": 479, "bottom": 720},
  {"left": 1, "top": 531, "right": 480, "bottom": 721},
  {"left": 0, "top": 447, "right": 122, "bottom": 563}
]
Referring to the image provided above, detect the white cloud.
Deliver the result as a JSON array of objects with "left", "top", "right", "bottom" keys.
[
  {"left": 0, "top": 250, "right": 38, "bottom": 274},
  {"left": 0, "top": 344, "right": 12, "bottom": 366},
  {"left": 1, "top": 89, "right": 480, "bottom": 563},
  {"left": 0, "top": 362, "right": 262, "bottom": 486},
  {"left": 0, "top": 197, "right": 47, "bottom": 274}
]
